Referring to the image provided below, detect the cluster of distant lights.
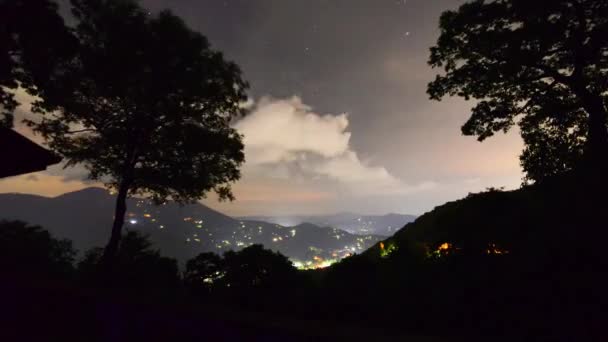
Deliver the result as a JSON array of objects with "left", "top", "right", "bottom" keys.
[
  {"left": 335, "top": 217, "right": 396, "bottom": 235},
  {"left": 425, "top": 242, "right": 510, "bottom": 258},
  {"left": 123, "top": 199, "right": 380, "bottom": 269},
  {"left": 292, "top": 257, "right": 338, "bottom": 270}
]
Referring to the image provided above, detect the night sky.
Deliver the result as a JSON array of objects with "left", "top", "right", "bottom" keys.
[{"left": 0, "top": 0, "right": 523, "bottom": 216}]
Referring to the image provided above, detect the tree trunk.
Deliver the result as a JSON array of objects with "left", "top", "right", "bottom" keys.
[
  {"left": 586, "top": 99, "right": 608, "bottom": 165},
  {"left": 581, "top": 97, "right": 608, "bottom": 235},
  {"left": 587, "top": 104, "right": 608, "bottom": 161},
  {"left": 102, "top": 178, "right": 130, "bottom": 265}
]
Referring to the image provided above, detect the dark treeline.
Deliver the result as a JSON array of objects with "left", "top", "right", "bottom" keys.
[
  {"left": 0, "top": 220, "right": 309, "bottom": 340},
  {"left": 2, "top": 171, "right": 607, "bottom": 340}
]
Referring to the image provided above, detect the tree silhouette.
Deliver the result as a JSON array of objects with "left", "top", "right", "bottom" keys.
[
  {"left": 28, "top": 0, "right": 249, "bottom": 264},
  {"left": 428, "top": 0, "right": 608, "bottom": 181},
  {"left": 222, "top": 244, "right": 297, "bottom": 290},
  {"left": 0, "top": 220, "right": 75, "bottom": 279},
  {"left": 184, "top": 252, "right": 224, "bottom": 294},
  {"left": 0, "top": 0, "right": 75, "bottom": 127},
  {"left": 78, "top": 230, "right": 179, "bottom": 291},
  {"left": 519, "top": 107, "right": 587, "bottom": 183}
]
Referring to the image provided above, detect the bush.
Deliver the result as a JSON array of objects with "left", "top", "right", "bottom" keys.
[
  {"left": 0, "top": 220, "right": 75, "bottom": 281},
  {"left": 78, "top": 230, "right": 180, "bottom": 294}
]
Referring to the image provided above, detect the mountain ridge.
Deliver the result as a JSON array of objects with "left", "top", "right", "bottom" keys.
[
  {"left": 239, "top": 212, "right": 417, "bottom": 236},
  {"left": 0, "top": 187, "right": 382, "bottom": 266}
]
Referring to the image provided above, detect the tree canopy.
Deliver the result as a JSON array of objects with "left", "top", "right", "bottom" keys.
[
  {"left": 0, "top": 0, "right": 75, "bottom": 127},
  {"left": 184, "top": 251, "right": 224, "bottom": 294},
  {"left": 428, "top": 0, "right": 608, "bottom": 182},
  {"left": 79, "top": 230, "right": 179, "bottom": 291},
  {"left": 0, "top": 220, "right": 76, "bottom": 279},
  {"left": 27, "top": 0, "right": 249, "bottom": 261},
  {"left": 222, "top": 244, "right": 297, "bottom": 290},
  {"left": 519, "top": 107, "right": 587, "bottom": 183}
]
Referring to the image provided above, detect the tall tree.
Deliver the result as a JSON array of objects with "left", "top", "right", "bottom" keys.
[
  {"left": 0, "top": 0, "right": 75, "bottom": 127},
  {"left": 28, "top": 0, "right": 249, "bottom": 263},
  {"left": 428, "top": 0, "right": 608, "bottom": 181}
]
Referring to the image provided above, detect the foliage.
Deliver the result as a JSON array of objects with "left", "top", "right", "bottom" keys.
[
  {"left": 2, "top": 180, "right": 607, "bottom": 339},
  {"left": 321, "top": 179, "right": 608, "bottom": 338},
  {"left": 0, "top": 220, "right": 76, "bottom": 279},
  {"left": 222, "top": 244, "right": 297, "bottom": 290},
  {"left": 379, "top": 241, "right": 398, "bottom": 258},
  {"left": 428, "top": 0, "right": 608, "bottom": 182},
  {"left": 185, "top": 245, "right": 298, "bottom": 295},
  {"left": 78, "top": 230, "right": 179, "bottom": 291},
  {"left": 26, "top": 0, "right": 249, "bottom": 260},
  {"left": 184, "top": 251, "right": 223, "bottom": 294},
  {"left": 0, "top": 0, "right": 75, "bottom": 127},
  {"left": 519, "top": 108, "right": 587, "bottom": 183}
]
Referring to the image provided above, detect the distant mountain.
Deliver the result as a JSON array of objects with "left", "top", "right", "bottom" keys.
[
  {"left": 0, "top": 188, "right": 382, "bottom": 266},
  {"left": 239, "top": 212, "right": 417, "bottom": 236}
]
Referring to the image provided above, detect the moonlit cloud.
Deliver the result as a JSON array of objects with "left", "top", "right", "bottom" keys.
[
  {"left": 310, "top": 151, "right": 438, "bottom": 195},
  {"left": 235, "top": 97, "right": 350, "bottom": 164},
  {"left": 234, "top": 96, "right": 436, "bottom": 196}
]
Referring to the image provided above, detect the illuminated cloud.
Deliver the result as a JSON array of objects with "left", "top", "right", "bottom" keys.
[
  {"left": 234, "top": 96, "right": 435, "bottom": 196},
  {"left": 234, "top": 96, "right": 350, "bottom": 164}
]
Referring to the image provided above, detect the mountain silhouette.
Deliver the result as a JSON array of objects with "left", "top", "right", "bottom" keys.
[
  {"left": 240, "top": 212, "right": 416, "bottom": 236},
  {"left": 0, "top": 187, "right": 382, "bottom": 264}
]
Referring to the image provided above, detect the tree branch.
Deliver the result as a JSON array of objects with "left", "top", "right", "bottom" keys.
[
  {"left": 537, "top": 65, "right": 573, "bottom": 85},
  {"left": 66, "top": 128, "right": 97, "bottom": 134},
  {"left": 517, "top": 80, "right": 559, "bottom": 116}
]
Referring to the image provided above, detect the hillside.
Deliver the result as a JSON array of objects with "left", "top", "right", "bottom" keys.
[
  {"left": 240, "top": 212, "right": 416, "bottom": 236},
  {"left": 0, "top": 188, "right": 382, "bottom": 265},
  {"left": 357, "top": 180, "right": 595, "bottom": 262},
  {"left": 317, "top": 177, "right": 608, "bottom": 338},
  {"left": 360, "top": 188, "right": 538, "bottom": 261}
]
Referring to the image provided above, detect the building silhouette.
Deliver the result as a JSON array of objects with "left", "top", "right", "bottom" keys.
[{"left": 0, "top": 127, "right": 61, "bottom": 178}]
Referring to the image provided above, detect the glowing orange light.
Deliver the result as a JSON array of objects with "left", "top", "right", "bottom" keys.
[{"left": 380, "top": 242, "right": 385, "bottom": 250}]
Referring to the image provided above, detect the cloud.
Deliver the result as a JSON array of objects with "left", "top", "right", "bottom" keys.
[
  {"left": 310, "top": 151, "right": 437, "bottom": 195},
  {"left": 234, "top": 96, "right": 435, "bottom": 196},
  {"left": 2, "top": 91, "right": 437, "bottom": 215},
  {"left": 0, "top": 172, "right": 90, "bottom": 197},
  {"left": 234, "top": 97, "right": 350, "bottom": 164}
]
